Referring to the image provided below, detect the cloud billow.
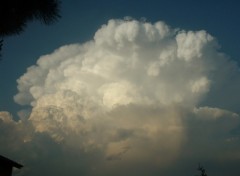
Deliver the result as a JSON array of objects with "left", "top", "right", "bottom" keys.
[
  {"left": 1, "top": 19, "right": 240, "bottom": 176},
  {"left": 15, "top": 19, "right": 218, "bottom": 109}
]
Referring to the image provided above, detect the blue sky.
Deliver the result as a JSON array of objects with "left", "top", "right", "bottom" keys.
[{"left": 1, "top": 1, "right": 240, "bottom": 176}]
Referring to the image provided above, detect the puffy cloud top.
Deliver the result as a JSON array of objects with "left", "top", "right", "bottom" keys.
[{"left": 15, "top": 19, "right": 219, "bottom": 113}]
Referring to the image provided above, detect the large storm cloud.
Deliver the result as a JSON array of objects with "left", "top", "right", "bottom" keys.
[{"left": 1, "top": 19, "right": 240, "bottom": 176}]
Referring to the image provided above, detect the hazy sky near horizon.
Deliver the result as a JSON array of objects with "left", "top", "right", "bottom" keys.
[{"left": 1, "top": 1, "right": 240, "bottom": 176}]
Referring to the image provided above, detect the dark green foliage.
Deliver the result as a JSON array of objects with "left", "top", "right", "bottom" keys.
[
  {"left": 196, "top": 164, "right": 208, "bottom": 176},
  {"left": 0, "top": 0, "right": 61, "bottom": 37},
  {"left": 0, "top": 0, "right": 61, "bottom": 58},
  {"left": 0, "top": 39, "right": 3, "bottom": 58}
]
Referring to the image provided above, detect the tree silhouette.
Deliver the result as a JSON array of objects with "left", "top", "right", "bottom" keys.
[
  {"left": 0, "top": 0, "right": 61, "bottom": 57},
  {"left": 0, "top": 39, "right": 3, "bottom": 58},
  {"left": 196, "top": 164, "right": 208, "bottom": 176}
]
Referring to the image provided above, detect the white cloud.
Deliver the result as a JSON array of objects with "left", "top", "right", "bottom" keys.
[
  {"left": 14, "top": 19, "right": 222, "bottom": 110},
  {"left": 193, "top": 106, "right": 239, "bottom": 120},
  {"left": 176, "top": 30, "right": 214, "bottom": 61},
  {"left": 1, "top": 18, "right": 240, "bottom": 176}
]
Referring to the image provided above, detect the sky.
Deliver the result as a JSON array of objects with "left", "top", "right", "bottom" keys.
[{"left": 1, "top": 0, "right": 240, "bottom": 176}]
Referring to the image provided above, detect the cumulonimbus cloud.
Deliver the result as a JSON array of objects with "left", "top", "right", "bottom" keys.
[{"left": 1, "top": 18, "right": 240, "bottom": 176}]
